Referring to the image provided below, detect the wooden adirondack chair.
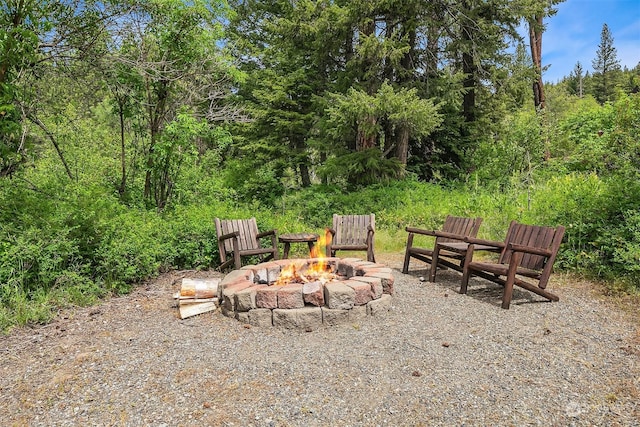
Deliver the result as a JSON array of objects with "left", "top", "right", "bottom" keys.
[
  {"left": 214, "top": 218, "right": 279, "bottom": 271},
  {"left": 326, "top": 214, "right": 376, "bottom": 262},
  {"left": 460, "top": 221, "right": 566, "bottom": 309},
  {"left": 402, "top": 216, "right": 485, "bottom": 282}
]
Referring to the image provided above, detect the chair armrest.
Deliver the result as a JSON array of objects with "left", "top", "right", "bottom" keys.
[
  {"left": 405, "top": 226, "right": 437, "bottom": 237},
  {"left": 327, "top": 228, "right": 336, "bottom": 236},
  {"left": 433, "top": 230, "right": 468, "bottom": 240},
  {"left": 256, "top": 229, "right": 277, "bottom": 239},
  {"left": 464, "top": 236, "right": 505, "bottom": 249},
  {"left": 405, "top": 227, "right": 465, "bottom": 241},
  {"left": 507, "top": 243, "right": 552, "bottom": 257},
  {"left": 218, "top": 230, "right": 240, "bottom": 242}
]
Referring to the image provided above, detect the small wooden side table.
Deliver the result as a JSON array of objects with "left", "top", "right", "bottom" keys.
[{"left": 278, "top": 233, "right": 319, "bottom": 259}]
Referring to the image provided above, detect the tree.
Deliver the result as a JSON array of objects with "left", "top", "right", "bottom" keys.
[
  {"left": 592, "top": 23, "right": 621, "bottom": 103},
  {"left": 524, "top": 0, "right": 562, "bottom": 110},
  {"left": 568, "top": 61, "right": 584, "bottom": 97},
  {"left": 0, "top": 0, "right": 136, "bottom": 180},
  {"left": 325, "top": 82, "right": 442, "bottom": 158},
  {"left": 229, "top": 0, "right": 555, "bottom": 184},
  {"left": 104, "top": 0, "right": 237, "bottom": 209}
]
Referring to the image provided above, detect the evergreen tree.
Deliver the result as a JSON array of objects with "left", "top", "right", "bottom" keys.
[
  {"left": 573, "top": 61, "right": 583, "bottom": 98},
  {"left": 592, "top": 23, "right": 621, "bottom": 103},
  {"left": 569, "top": 61, "right": 584, "bottom": 98}
]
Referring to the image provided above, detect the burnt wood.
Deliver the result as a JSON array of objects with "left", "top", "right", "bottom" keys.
[
  {"left": 215, "top": 217, "right": 279, "bottom": 271},
  {"left": 326, "top": 214, "right": 376, "bottom": 262},
  {"left": 402, "top": 216, "right": 485, "bottom": 282},
  {"left": 460, "top": 221, "right": 565, "bottom": 309}
]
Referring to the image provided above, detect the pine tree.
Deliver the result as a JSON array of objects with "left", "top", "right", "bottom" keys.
[
  {"left": 592, "top": 23, "right": 621, "bottom": 103},
  {"left": 568, "top": 61, "right": 584, "bottom": 97}
]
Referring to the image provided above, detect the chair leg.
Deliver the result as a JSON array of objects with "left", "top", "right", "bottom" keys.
[
  {"left": 460, "top": 270, "right": 470, "bottom": 294},
  {"left": 368, "top": 248, "right": 375, "bottom": 263},
  {"left": 502, "top": 251, "right": 522, "bottom": 309},
  {"left": 231, "top": 239, "right": 241, "bottom": 270},
  {"left": 402, "top": 251, "right": 411, "bottom": 274},
  {"left": 402, "top": 234, "right": 414, "bottom": 274},
  {"left": 429, "top": 245, "right": 441, "bottom": 282},
  {"left": 460, "top": 245, "right": 474, "bottom": 294}
]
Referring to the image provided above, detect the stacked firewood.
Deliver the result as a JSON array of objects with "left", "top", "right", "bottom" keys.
[{"left": 174, "top": 278, "right": 219, "bottom": 319}]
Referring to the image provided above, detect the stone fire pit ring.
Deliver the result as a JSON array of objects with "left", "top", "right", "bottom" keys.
[{"left": 218, "top": 257, "right": 394, "bottom": 330}]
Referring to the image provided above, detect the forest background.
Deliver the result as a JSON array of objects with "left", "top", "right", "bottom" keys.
[{"left": 0, "top": 0, "right": 638, "bottom": 331}]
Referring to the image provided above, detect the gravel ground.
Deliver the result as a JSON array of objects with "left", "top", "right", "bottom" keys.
[{"left": 1, "top": 254, "right": 639, "bottom": 427}]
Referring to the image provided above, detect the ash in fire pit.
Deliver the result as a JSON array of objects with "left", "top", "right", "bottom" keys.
[{"left": 218, "top": 257, "right": 394, "bottom": 330}]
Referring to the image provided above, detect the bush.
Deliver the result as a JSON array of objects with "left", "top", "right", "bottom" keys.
[{"left": 529, "top": 173, "right": 640, "bottom": 288}]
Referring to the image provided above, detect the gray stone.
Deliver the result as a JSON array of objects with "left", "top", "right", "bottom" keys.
[
  {"left": 273, "top": 307, "right": 323, "bottom": 330},
  {"left": 350, "top": 305, "right": 368, "bottom": 320},
  {"left": 324, "top": 282, "right": 355, "bottom": 310},
  {"left": 222, "top": 281, "right": 252, "bottom": 311},
  {"left": 248, "top": 308, "right": 273, "bottom": 327},
  {"left": 321, "top": 307, "right": 350, "bottom": 326},
  {"left": 336, "top": 260, "right": 355, "bottom": 277},
  {"left": 367, "top": 293, "right": 393, "bottom": 315},
  {"left": 234, "top": 286, "right": 259, "bottom": 312},
  {"left": 221, "top": 306, "right": 236, "bottom": 318},
  {"left": 235, "top": 311, "right": 250, "bottom": 323}
]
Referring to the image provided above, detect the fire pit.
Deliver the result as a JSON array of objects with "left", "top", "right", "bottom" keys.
[{"left": 218, "top": 257, "right": 394, "bottom": 329}]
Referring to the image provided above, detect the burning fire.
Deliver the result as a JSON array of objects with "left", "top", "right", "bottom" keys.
[{"left": 275, "top": 229, "right": 337, "bottom": 286}]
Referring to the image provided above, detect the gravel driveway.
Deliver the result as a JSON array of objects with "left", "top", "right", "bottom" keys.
[{"left": 1, "top": 255, "right": 638, "bottom": 426}]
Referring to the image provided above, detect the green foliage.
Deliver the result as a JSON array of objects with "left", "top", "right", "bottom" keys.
[
  {"left": 471, "top": 108, "right": 544, "bottom": 188},
  {"left": 319, "top": 148, "right": 403, "bottom": 187},
  {"left": 527, "top": 172, "right": 640, "bottom": 285},
  {"left": 222, "top": 158, "right": 284, "bottom": 207},
  {"left": 0, "top": 94, "right": 26, "bottom": 177},
  {"left": 325, "top": 81, "right": 443, "bottom": 144},
  {"left": 148, "top": 111, "right": 204, "bottom": 209}
]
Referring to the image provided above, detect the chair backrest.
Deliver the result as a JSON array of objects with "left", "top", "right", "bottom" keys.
[
  {"left": 439, "top": 215, "right": 483, "bottom": 243},
  {"left": 499, "top": 221, "right": 566, "bottom": 287},
  {"left": 215, "top": 218, "right": 261, "bottom": 253},
  {"left": 332, "top": 214, "right": 375, "bottom": 246}
]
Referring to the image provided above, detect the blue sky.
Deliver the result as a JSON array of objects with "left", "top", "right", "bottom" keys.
[{"left": 535, "top": 0, "right": 640, "bottom": 82}]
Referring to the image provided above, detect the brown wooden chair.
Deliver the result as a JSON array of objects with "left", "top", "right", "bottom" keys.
[
  {"left": 326, "top": 214, "right": 375, "bottom": 262},
  {"left": 402, "top": 216, "right": 484, "bottom": 282},
  {"left": 214, "top": 217, "right": 279, "bottom": 271},
  {"left": 460, "top": 221, "right": 566, "bottom": 309}
]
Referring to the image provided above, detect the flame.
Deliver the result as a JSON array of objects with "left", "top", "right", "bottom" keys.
[
  {"left": 275, "top": 262, "right": 300, "bottom": 286},
  {"left": 310, "top": 228, "right": 331, "bottom": 259},
  {"left": 274, "top": 229, "right": 336, "bottom": 286}
]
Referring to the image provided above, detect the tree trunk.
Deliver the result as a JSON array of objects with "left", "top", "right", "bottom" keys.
[
  {"left": 460, "top": 1, "right": 476, "bottom": 123},
  {"left": 462, "top": 50, "right": 476, "bottom": 123},
  {"left": 27, "top": 114, "right": 74, "bottom": 180},
  {"left": 356, "top": 116, "right": 377, "bottom": 151},
  {"left": 299, "top": 163, "right": 311, "bottom": 187},
  {"left": 144, "top": 77, "right": 168, "bottom": 203},
  {"left": 118, "top": 100, "right": 127, "bottom": 196},
  {"left": 425, "top": 3, "right": 444, "bottom": 88},
  {"left": 395, "top": 125, "right": 410, "bottom": 165},
  {"left": 529, "top": 15, "right": 545, "bottom": 110}
]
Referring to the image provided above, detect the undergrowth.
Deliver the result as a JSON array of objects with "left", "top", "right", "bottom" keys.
[{"left": 1, "top": 175, "right": 639, "bottom": 332}]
